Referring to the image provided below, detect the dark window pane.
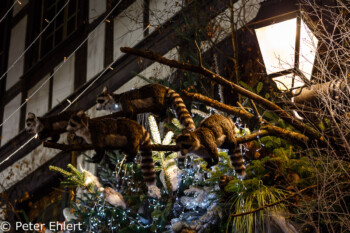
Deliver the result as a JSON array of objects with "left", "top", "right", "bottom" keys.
[
  {"left": 47, "top": 1, "right": 56, "bottom": 9},
  {"left": 57, "top": 0, "right": 65, "bottom": 11},
  {"left": 46, "top": 7, "right": 55, "bottom": 21},
  {"left": 68, "top": 0, "right": 77, "bottom": 16},
  {"left": 46, "top": 23, "right": 54, "bottom": 36},
  {"left": 55, "top": 13, "right": 64, "bottom": 27},
  {"left": 67, "top": 17, "right": 76, "bottom": 36},
  {"left": 0, "top": 23, "right": 4, "bottom": 47},
  {"left": 54, "top": 27, "right": 63, "bottom": 46},
  {"left": 40, "top": 0, "right": 79, "bottom": 58},
  {"left": 44, "top": 35, "right": 53, "bottom": 53}
]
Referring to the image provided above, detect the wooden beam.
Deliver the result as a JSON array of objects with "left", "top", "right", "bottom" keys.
[
  {"left": 74, "top": 41, "right": 87, "bottom": 90},
  {"left": 104, "top": 15, "right": 114, "bottom": 67}
]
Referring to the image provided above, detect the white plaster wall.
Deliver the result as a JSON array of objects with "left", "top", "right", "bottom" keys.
[
  {"left": 1, "top": 93, "right": 21, "bottom": 146},
  {"left": 52, "top": 55, "right": 75, "bottom": 108},
  {"left": 114, "top": 47, "right": 178, "bottom": 94},
  {"left": 114, "top": 76, "right": 149, "bottom": 94},
  {"left": 149, "top": 0, "right": 182, "bottom": 33},
  {"left": 0, "top": 144, "right": 63, "bottom": 192},
  {"left": 113, "top": 48, "right": 178, "bottom": 94},
  {"left": 13, "top": 0, "right": 29, "bottom": 16},
  {"left": 89, "top": 0, "right": 106, "bottom": 23},
  {"left": 26, "top": 74, "right": 50, "bottom": 117},
  {"left": 87, "top": 24, "right": 105, "bottom": 81},
  {"left": 138, "top": 47, "right": 178, "bottom": 81},
  {"left": 113, "top": 0, "right": 144, "bottom": 60},
  {"left": 6, "top": 15, "right": 27, "bottom": 90}
]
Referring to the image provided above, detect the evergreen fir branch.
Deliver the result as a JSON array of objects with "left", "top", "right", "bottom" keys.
[
  {"left": 67, "top": 164, "right": 83, "bottom": 180},
  {"left": 49, "top": 165, "right": 73, "bottom": 177},
  {"left": 60, "top": 181, "right": 78, "bottom": 187}
]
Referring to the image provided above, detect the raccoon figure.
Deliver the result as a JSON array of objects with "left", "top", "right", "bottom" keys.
[
  {"left": 66, "top": 111, "right": 161, "bottom": 198},
  {"left": 25, "top": 111, "right": 77, "bottom": 142},
  {"left": 96, "top": 84, "right": 195, "bottom": 131},
  {"left": 175, "top": 114, "right": 246, "bottom": 178}
]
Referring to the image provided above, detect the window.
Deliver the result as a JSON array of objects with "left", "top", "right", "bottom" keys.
[
  {"left": 40, "top": 0, "right": 79, "bottom": 57},
  {"left": 0, "top": 22, "right": 5, "bottom": 76}
]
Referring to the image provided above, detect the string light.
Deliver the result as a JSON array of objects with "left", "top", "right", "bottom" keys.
[
  {"left": 0, "top": 1, "right": 19, "bottom": 24},
  {"left": 1, "top": 0, "right": 125, "bottom": 127},
  {"left": 0, "top": 0, "right": 71, "bottom": 83},
  {"left": 0, "top": 0, "right": 126, "bottom": 171},
  {"left": 0, "top": 134, "right": 37, "bottom": 167},
  {"left": 61, "top": 24, "right": 150, "bottom": 113}
]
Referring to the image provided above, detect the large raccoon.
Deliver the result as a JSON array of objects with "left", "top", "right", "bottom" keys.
[
  {"left": 25, "top": 111, "right": 77, "bottom": 142},
  {"left": 96, "top": 84, "right": 195, "bottom": 131},
  {"left": 66, "top": 111, "right": 160, "bottom": 198},
  {"left": 175, "top": 114, "right": 245, "bottom": 177}
]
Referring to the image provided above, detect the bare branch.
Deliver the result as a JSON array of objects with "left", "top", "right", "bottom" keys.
[
  {"left": 120, "top": 47, "right": 323, "bottom": 142},
  {"left": 184, "top": 91, "right": 309, "bottom": 143}
]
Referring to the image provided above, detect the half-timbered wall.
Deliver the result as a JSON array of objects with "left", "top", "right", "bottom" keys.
[
  {"left": 113, "top": 0, "right": 144, "bottom": 60},
  {"left": 52, "top": 55, "right": 75, "bottom": 108},
  {"left": 0, "top": 0, "right": 253, "bottom": 224}
]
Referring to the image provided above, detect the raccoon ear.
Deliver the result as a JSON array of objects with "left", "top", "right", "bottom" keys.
[
  {"left": 27, "top": 112, "right": 36, "bottom": 118},
  {"left": 77, "top": 110, "right": 85, "bottom": 117},
  {"left": 103, "top": 86, "right": 108, "bottom": 94}
]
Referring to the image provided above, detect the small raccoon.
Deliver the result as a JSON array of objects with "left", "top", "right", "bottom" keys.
[
  {"left": 175, "top": 114, "right": 245, "bottom": 177},
  {"left": 96, "top": 84, "right": 195, "bottom": 131},
  {"left": 66, "top": 111, "right": 160, "bottom": 198},
  {"left": 25, "top": 111, "right": 77, "bottom": 142}
]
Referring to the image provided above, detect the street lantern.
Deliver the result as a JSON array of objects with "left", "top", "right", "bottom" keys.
[{"left": 254, "top": 13, "right": 318, "bottom": 91}]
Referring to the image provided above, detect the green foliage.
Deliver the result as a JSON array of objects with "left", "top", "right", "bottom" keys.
[
  {"left": 49, "top": 164, "right": 94, "bottom": 192},
  {"left": 226, "top": 178, "right": 286, "bottom": 233}
]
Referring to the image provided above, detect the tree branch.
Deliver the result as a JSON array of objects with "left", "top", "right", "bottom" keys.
[
  {"left": 237, "top": 130, "right": 270, "bottom": 143},
  {"left": 43, "top": 142, "right": 180, "bottom": 152},
  {"left": 120, "top": 47, "right": 322, "bottom": 142},
  {"left": 231, "top": 185, "right": 317, "bottom": 217},
  {"left": 184, "top": 91, "right": 254, "bottom": 120},
  {"left": 183, "top": 91, "right": 309, "bottom": 143}
]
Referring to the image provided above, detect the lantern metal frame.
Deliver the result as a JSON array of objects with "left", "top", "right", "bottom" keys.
[{"left": 253, "top": 9, "right": 318, "bottom": 92}]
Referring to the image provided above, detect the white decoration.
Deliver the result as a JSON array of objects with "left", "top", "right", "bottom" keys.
[
  {"left": 63, "top": 208, "right": 77, "bottom": 221},
  {"left": 148, "top": 184, "right": 161, "bottom": 199},
  {"left": 181, "top": 186, "right": 216, "bottom": 210},
  {"left": 102, "top": 187, "right": 127, "bottom": 209},
  {"left": 148, "top": 115, "right": 161, "bottom": 144},
  {"left": 160, "top": 159, "right": 182, "bottom": 192},
  {"left": 82, "top": 168, "right": 102, "bottom": 190}
]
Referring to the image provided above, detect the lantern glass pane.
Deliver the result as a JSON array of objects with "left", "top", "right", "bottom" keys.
[
  {"left": 299, "top": 19, "right": 318, "bottom": 80},
  {"left": 255, "top": 18, "right": 297, "bottom": 74},
  {"left": 273, "top": 74, "right": 304, "bottom": 91}
]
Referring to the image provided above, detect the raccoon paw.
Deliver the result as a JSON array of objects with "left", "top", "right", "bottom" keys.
[{"left": 147, "top": 185, "right": 161, "bottom": 199}]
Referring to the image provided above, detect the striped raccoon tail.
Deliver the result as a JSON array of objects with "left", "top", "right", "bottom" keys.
[
  {"left": 166, "top": 88, "right": 195, "bottom": 131},
  {"left": 140, "top": 129, "right": 161, "bottom": 199},
  {"left": 229, "top": 145, "right": 246, "bottom": 178}
]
